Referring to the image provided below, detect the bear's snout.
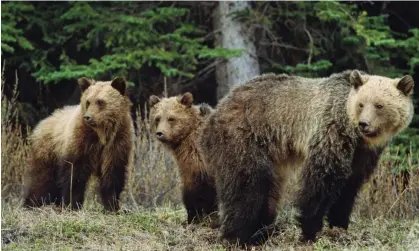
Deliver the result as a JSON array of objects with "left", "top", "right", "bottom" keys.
[
  {"left": 84, "top": 115, "right": 92, "bottom": 122},
  {"left": 83, "top": 114, "right": 96, "bottom": 127},
  {"left": 358, "top": 120, "right": 380, "bottom": 137},
  {"left": 156, "top": 131, "right": 165, "bottom": 140},
  {"left": 358, "top": 120, "right": 369, "bottom": 131}
]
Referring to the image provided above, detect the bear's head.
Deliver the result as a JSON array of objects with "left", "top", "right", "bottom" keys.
[
  {"left": 149, "top": 92, "right": 210, "bottom": 147},
  {"left": 78, "top": 77, "right": 131, "bottom": 130},
  {"left": 347, "top": 70, "right": 415, "bottom": 147}
]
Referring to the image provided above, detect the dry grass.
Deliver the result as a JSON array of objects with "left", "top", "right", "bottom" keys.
[
  {"left": 1, "top": 75, "right": 419, "bottom": 250},
  {"left": 1, "top": 201, "right": 418, "bottom": 251},
  {"left": 1, "top": 71, "right": 30, "bottom": 203},
  {"left": 122, "top": 112, "right": 181, "bottom": 209},
  {"left": 355, "top": 152, "right": 419, "bottom": 219}
]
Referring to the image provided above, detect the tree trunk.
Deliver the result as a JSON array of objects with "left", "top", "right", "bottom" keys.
[{"left": 213, "top": 1, "right": 260, "bottom": 100}]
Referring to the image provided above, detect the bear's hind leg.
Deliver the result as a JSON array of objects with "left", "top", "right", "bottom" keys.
[
  {"left": 24, "top": 182, "right": 60, "bottom": 208},
  {"left": 23, "top": 157, "right": 60, "bottom": 208}
]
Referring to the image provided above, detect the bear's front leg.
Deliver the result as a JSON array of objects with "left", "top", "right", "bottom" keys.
[
  {"left": 59, "top": 160, "right": 92, "bottom": 210},
  {"left": 182, "top": 173, "right": 218, "bottom": 224},
  {"left": 197, "top": 174, "right": 218, "bottom": 217},
  {"left": 297, "top": 169, "right": 349, "bottom": 242},
  {"left": 216, "top": 146, "right": 280, "bottom": 246},
  {"left": 100, "top": 157, "right": 128, "bottom": 212},
  {"left": 182, "top": 187, "right": 201, "bottom": 224},
  {"left": 99, "top": 171, "right": 125, "bottom": 212},
  {"left": 327, "top": 145, "right": 382, "bottom": 229},
  {"left": 296, "top": 137, "right": 354, "bottom": 242}
]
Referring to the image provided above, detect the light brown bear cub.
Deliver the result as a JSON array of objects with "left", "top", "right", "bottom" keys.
[
  {"left": 23, "top": 77, "right": 134, "bottom": 211},
  {"left": 199, "top": 70, "right": 414, "bottom": 245},
  {"left": 149, "top": 92, "right": 217, "bottom": 224}
]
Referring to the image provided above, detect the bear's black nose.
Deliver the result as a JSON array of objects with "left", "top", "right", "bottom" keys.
[
  {"left": 358, "top": 120, "right": 369, "bottom": 130},
  {"left": 84, "top": 115, "right": 92, "bottom": 122},
  {"left": 156, "top": 132, "right": 164, "bottom": 138}
]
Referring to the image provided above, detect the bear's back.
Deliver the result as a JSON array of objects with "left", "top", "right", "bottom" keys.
[
  {"left": 208, "top": 71, "right": 356, "bottom": 159},
  {"left": 216, "top": 73, "right": 350, "bottom": 129},
  {"left": 31, "top": 105, "right": 82, "bottom": 158}
]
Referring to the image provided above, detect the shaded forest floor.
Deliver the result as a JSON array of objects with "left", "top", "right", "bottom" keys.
[{"left": 2, "top": 200, "right": 418, "bottom": 251}]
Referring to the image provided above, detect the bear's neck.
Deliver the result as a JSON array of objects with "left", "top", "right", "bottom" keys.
[
  {"left": 171, "top": 129, "right": 206, "bottom": 175},
  {"left": 171, "top": 123, "right": 203, "bottom": 166},
  {"left": 171, "top": 128, "right": 197, "bottom": 154}
]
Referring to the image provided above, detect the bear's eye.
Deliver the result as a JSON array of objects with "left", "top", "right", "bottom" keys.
[
  {"left": 86, "top": 100, "right": 90, "bottom": 107},
  {"left": 155, "top": 117, "right": 160, "bottom": 123},
  {"left": 168, "top": 117, "right": 175, "bottom": 122},
  {"left": 96, "top": 100, "right": 105, "bottom": 107},
  {"left": 359, "top": 103, "right": 364, "bottom": 108},
  {"left": 375, "top": 104, "right": 383, "bottom": 110}
]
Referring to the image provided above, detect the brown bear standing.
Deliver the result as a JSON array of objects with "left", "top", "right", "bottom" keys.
[
  {"left": 149, "top": 92, "right": 217, "bottom": 224},
  {"left": 199, "top": 70, "right": 415, "bottom": 245},
  {"left": 23, "top": 77, "right": 134, "bottom": 211}
]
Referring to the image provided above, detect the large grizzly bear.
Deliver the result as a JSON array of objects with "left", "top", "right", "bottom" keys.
[
  {"left": 149, "top": 92, "right": 217, "bottom": 224},
  {"left": 23, "top": 77, "right": 134, "bottom": 211},
  {"left": 199, "top": 70, "right": 414, "bottom": 245}
]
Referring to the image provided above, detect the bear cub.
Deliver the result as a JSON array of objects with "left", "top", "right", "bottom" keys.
[
  {"left": 23, "top": 77, "right": 134, "bottom": 212},
  {"left": 149, "top": 92, "right": 217, "bottom": 224}
]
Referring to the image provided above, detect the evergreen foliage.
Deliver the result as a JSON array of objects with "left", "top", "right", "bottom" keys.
[
  {"left": 247, "top": 1, "right": 419, "bottom": 77},
  {"left": 1, "top": 2, "right": 35, "bottom": 53},
  {"left": 1, "top": 2, "right": 241, "bottom": 84}
]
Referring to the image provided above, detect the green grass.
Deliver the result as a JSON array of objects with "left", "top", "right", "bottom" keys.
[{"left": 2, "top": 202, "right": 418, "bottom": 251}]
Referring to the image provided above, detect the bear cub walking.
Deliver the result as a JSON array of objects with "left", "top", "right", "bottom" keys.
[
  {"left": 199, "top": 70, "right": 415, "bottom": 245},
  {"left": 23, "top": 77, "right": 134, "bottom": 211},
  {"left": 149, "top": 92, "right": 217, "bottom": 224}
]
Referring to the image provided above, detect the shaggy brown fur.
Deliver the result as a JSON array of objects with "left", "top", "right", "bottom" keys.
[
  {"left": 199, "top": 70, "right": 414, "bottom": 245},
  {"left": 23, "top": 77, "right": 134, "bottom": 212},
  {"left": 149, "top": 92, "right": 217, "bottom": 224}
]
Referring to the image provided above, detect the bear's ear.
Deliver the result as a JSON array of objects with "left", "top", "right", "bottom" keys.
[
  {"left": 180, "top": 92, "right": 193, "bottom": 107},
  {"left": 111, "top": 77, "right": 127, "bottom": 95},
  {"left": 149, "top": 95, "right": 161, "bottom": 107},
  {"left": 199, "top": 103, "right": 213, "bottom": 117},
  {"left": 78, "top": 77, "right": 92, "bottom": 93},
  {"left": 349, "top": 70, "right": 364, "bottom": 89},
  {"left": 397, "top": 75, "right": 414, "bottom": 96}
]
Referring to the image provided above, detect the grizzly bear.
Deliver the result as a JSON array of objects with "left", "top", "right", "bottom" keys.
[
  {"left": 199, "top": 70, "right": 414, "bottom": 245},
  {"left": 23, "top": 77, "right": 134, "bottom": 212},
  {"left": 149, "top": 92, "right": 217, "bottom": 224}
]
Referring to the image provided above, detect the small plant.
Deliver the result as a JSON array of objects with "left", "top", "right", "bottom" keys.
[{"left": 1, "top": 66, "right": 30, "bottom": 202}]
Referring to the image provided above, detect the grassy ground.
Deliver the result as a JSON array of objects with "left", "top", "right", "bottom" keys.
[{"left": 2, "top": 200, "right": 418, "bottom": 251}]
